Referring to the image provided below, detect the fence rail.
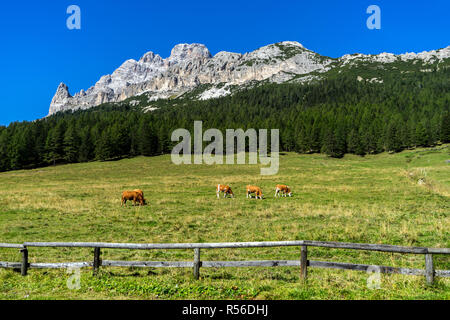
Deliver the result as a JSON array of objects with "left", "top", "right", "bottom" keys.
[{"left": 0, "top": 241, "right": 449, "bottom": 284}]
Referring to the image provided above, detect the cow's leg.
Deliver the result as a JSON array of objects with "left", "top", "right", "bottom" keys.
[
  {"left": 275, "top": 188, "right": 279, "bottom": 197},
  {"left": 217, "top": 191, "right": 220, "bottom": 199}
]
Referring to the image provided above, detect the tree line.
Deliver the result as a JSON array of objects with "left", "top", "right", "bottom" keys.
[{"left": 0, "top": 70, "right": 449, "bottom": 172}]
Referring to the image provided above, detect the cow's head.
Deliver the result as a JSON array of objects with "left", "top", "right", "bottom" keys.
[
  {"left": 137, "top": 194, "right": 145, "bottom": 206},
  {"left": 287, "top": 187, "right": 292, "bottom": 197}
]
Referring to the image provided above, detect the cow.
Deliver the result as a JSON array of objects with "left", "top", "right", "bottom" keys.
[
  {"left": 121, "top": 190, "right": 145, "bottom": 206},
  {"left": 216, "top": 184, "right": 234, "bottom": 198},
  {"left": 246, "top": 185, "right": 263, "bottom": 200},
  {"left": 275, "top": 184, "right": 292, "bottom": 197}
]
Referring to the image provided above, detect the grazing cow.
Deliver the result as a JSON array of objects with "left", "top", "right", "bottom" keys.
[
  {"left": 246, "top": 185, "right": 263, "bottom": 199},
  {"left": 216, "top": 184, "right": 234, "bottom": 198},
  {"left": 121, "top": 191, "right": 145, "bottom": 206},
  {"left": 275, "top": 184, "right": 292, "bottom": 197}
]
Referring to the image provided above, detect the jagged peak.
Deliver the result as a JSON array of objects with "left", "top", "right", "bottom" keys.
[
  {"left": 54, "top": 82, "right": 71, "bottom": 98},
  {"left": 139, "top": 51, "right": 163, "bottom": 64},
  {"left": 57, "top": 82, "right": 69, "bottom": 90},
  {"left": 169, "top": 43, "right": 212, "bottom": 60},
  {"left": 276, "top": 41, "right": 305, "bottom": 48}
]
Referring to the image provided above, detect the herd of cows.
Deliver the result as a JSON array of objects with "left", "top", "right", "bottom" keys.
[
  {"left": 217, "top": 184, "right": 292, "bottom": 200},
  {"left": 121, "top": 185, "right": 292, "bottom": 206}
]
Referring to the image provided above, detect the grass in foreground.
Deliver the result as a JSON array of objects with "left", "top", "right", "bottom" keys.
[{"left": 0, "top": 146, "right": 449, "bottom": 299}]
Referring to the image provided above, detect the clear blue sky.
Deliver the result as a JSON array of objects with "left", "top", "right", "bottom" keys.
[{"left": 0, "top": 0, "right": 448, "bottom": 125}]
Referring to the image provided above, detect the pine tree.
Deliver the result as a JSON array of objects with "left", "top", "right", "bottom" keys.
[
  {"left": 45, "top": 121, "right": 66, "bottom": 165},
  {"left": 10, "top": 126, "right": 36, "bottom": 169},
  {"left": 385, "top": 117, "right": 403, "bottom": 152},
  {"left": 440, "top": 112, "right": 450, "bottom": 143},
  {"left": 322, "top": 125, "right": 345, "bottom": 158},
  {"left": 95, "top": 129, "right": 114, "bottom": 161},
  {"left": 415, "top": 122, "right": 428, "bottom": 147},
  {"left": 78, "top": 128, "right": 94, "bottom": 162},
  {"left": 63, "top": 124, "right": 80, "bottom": 163},
  {"left": 0, "top": 128, "right": 10, "bottom": 171},
  {"left": 296, "top": 126, "right": 312, "bottom": 153},
  {"left": 347, "top": 129, "right": 365, "bottom": 156},
  {"left": 110, "top": 122, "right": 130, "bottom": 158}
]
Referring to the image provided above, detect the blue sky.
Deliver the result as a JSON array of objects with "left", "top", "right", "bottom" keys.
[{"left": 0, "top": 0, "right": 448, "bottom": 125}]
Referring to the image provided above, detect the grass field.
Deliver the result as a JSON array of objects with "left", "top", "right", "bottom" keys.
[{"left": 0, "top": 146, "right": 449, "bottom": 300}]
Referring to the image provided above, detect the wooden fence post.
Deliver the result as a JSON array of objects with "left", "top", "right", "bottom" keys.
[
  {"left": 20, "top": 247, "right": 28, "bottom": 276},
  {"left": 425, "top": 254, "right": 434, "bottom": 285},
  {"left": 300, "top": 245, "right": 308, "bottom": 281},
  {"left": 93, "top": 247, "right": 101, "bottom": 276},
  {"left": 193, "top": 248, "right": 201, "bottom": 280}
]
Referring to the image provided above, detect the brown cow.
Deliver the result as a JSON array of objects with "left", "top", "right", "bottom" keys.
[
  {"left": 121, "top": 191, "right": 145, "bottom": 206},
  {"left": 216, "top": 184, "right": 234, "bottom": 198},
  {"left": 275, "top": 185, "right": 292, "bottom": 197},
  {"left": 246, "top": 185, "right": 263, "bottom": 200}
]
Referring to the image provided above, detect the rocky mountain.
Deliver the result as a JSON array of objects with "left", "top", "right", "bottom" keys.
[{"left": 49, "top": 42, "right": 450, "bottom": 115}]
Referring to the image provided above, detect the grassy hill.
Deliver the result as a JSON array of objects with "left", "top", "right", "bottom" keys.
[{"left": 0, "top": 146, "right": 449, "bottom": 299}]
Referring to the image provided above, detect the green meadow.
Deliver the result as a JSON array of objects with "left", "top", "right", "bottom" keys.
[{"left": 0, "top": 146, "right": 449, "bottom": 300}]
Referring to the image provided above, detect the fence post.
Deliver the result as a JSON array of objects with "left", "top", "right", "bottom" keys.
[
  {"left": 425, "top": 254, "right": 434, "bottom": 285},
  {"left": 193, "top": 248, "right": 201, "bottom": 280},
  {"left": 300, "top": 245, "right": 308, "bottom": 281},
  {"left": 93, "top": 247, "right": 101, "bottom": 276},
  {"left": 20, "top": 247, "right": 28, "bottom": 276}
]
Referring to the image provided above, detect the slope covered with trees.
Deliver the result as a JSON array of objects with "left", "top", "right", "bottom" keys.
[{"left": 0, "top": 68, "right": 449, "bottom": 172}]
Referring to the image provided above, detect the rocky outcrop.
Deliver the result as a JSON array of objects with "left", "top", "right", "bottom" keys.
[
  {"left": 49, "top": 42, "right": 450, "bottom": 115},
  {"left": 49, "top": 83, "right": 72, "bottom": 115},
  {"left": 49, "top": 42, "right": 332, "bottom": 115}
]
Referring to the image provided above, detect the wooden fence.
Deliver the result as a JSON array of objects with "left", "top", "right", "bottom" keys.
[{"left": 0, "top": 241, "right": 449, "bottom": 284}]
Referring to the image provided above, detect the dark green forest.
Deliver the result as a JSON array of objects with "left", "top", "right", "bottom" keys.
[{"left": 1, "top": 70, "right": 449, "bottom": 172}]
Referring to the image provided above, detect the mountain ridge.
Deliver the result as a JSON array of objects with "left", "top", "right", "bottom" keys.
[{"left": 49, "top": 42, "right": 450, "bottom": 115}]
